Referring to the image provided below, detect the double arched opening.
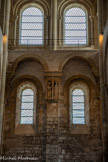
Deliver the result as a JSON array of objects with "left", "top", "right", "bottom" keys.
[{"left": 9, "top": 0, "right": 96, "bottom": 48}]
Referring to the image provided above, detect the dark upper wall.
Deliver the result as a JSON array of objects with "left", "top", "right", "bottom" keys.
[
  {"left": 97, "top": 0, "right": 108, "bottom": 33},
  {"left": 102, "top": 0, "right": 108, "bottom": 30},
  {"left": 0, "top": 0, "right": 5, "bottom": 33}
]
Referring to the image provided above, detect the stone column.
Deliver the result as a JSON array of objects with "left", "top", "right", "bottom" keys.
[
  {"left": 0, "top": 0, "right": 5, "bottom": 31},
  {"left": 0, "top": 0, "right": 11, "bottom": 154},
  {"left": 89, "top": 16, "right": 94, "bottom": 47},
  {"left": 44, "top": 16, "right": 49, "bottom": 47},
  {"left": 90, "top": 15, "right": 99, "bottom": 48},
  {"left": 14, "top": 16, "right": 18, "bottom": 46},
  {"left": 97, "top": 0, "right": 103, "bottom": 34},
  {"left": 0, "top": 0, "right": 1, "bottom": 10},
  {"left": 51, "top": 0, "right": 58, "bottom": 50},
  {"left": 107, "top": 0, "right": 108, "bottom": 19},
  {"left": 97, "top": 1, "right": 106, "bottom": 161},
  {"left": 58, "top": 16, "right": 62, "bottom": 47}
]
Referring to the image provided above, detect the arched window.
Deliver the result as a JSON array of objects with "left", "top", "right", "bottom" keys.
[
  {"left": 20, "top": 7, "right": 44, "bottom": 45},
  {"left": 64, "top": 7, "right": 87, "bottom": 45},
  {"left": 16, "top": 82, "right": 36, "bottom": 127},
  {"left": 72, "top": 89, "right": 85, "bottom": 124},
  {"left": 20, "top": 88, "right": 34, "bottom": 124},
  {"left": 70, "top": 83, "right": 89, "bottom": 127}
]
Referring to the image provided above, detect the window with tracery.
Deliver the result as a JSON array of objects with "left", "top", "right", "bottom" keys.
[
  {"left": 20, "top": 7, "right": 44, "bottom": 45},
  {"left": 64, "top": 7, "right": 87, "bottom": 45}
]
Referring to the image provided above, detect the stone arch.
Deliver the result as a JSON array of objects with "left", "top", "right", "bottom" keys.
[
  {"left": 59, "top": 55, "right": 99, "bottom": 77},
  {"left": 63, "top": 75, "right": 99, "bottom": 105},
  {"left": 7, "top": 54, "right": 49, "bottom": 79},
  {"left": 58, "top": 0, "right": 95, "bottom": 16},
  {"left": 6, "top": 74, "right": 44, "bottom": 110},
  {"left": 11, "top": 0, "right": 50, "bottom": 46},
  {"left": 62, "top": 74, "right": 100, "bottom": 134},
  {"left": 5, "top": 75, "right": 44, "bottom": 134},
  {"left": 58, "top": 0, "right": 96, "bottom": 47},
  {"left": 10, "top": 75, "right": 43, "bottom": 93},
  {"left": 64, "top": 75, "right": 96, "bottom": 88},
  {"left": 13, "top": 0, "right": 50, "bottom": 16}
]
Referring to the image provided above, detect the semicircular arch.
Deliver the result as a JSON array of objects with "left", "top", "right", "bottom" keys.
[
  {"left": 59, "top": 55, "right": 99, "bottom": 77},
  {"left": 8, "top": 54, "right": 49, "bottom": 79},
  {"left": 13, "top": 0, "right": 50, "bottom": 16},
  {"left": 58, "top": 0, "right": 95, "bottom": 16}
]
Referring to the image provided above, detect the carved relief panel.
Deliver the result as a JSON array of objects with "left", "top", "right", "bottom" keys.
[{"left": 46, "top": 78, "right": 60, "bottom": 99}]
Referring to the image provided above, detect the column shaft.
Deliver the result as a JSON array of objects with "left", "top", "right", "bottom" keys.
[
  {"left": 0, "top": 0, "right": 11, "bottom": 154},
  {"left": 97, "top": 0, "right": 103, "bottom": 33},
  {"left": 52, "top": 0, "right": 58, "bottom": 50}
]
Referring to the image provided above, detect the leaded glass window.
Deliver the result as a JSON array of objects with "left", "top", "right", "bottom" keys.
[
  {"left": 21, "top": 88, "right": 34, "bottom": 124},
  {"left": 64, "top": 7, "right": 87, "bottom": 45},
  {"left": 72, "top": 89, "right": 85, "bottom": 124},
  {"left": 20, "top": 7, "right": 44, "bottom": 45}
]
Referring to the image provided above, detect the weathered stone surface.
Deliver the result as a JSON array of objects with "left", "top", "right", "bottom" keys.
[{"left": 1, "top": 0, "right": 107, "bottom": 161}]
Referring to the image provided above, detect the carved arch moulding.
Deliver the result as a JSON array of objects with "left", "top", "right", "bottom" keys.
[
  {"left": 13, "top": 0, "right": 50, "bottom": 16},
  {"left": 58, "top": 0, "right": 95, "bottom": 16}
]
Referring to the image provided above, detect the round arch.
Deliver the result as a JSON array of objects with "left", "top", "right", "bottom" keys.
[
  {"left": 6, "top": 75, "right": 44, "bottom": 105},
  {"left": 8, "top": 54, "right": 49, "bottom": 79},
  {"left": 59, "top": 55, "right": 99, "bottom": 77},
  {"left": 10, "top": 75, "right": 43, "bottom": 93},
  {"left": 63, "top": 74, "right": 100, "bottom": 107},
  {"left": 58, "top": 0, "right": 95, "bottom": 16},
  {"left": 57, "top": 0, "right": 96, "bottom": 48},
  {"left": 5, "top": 75, "right": 44, "bottom": 134},
  {"left": 13, "top": 0, "right": 49, "bottom": 16},
  {"left": 12, "top": 0, "right": 50, "bottom": 47}
]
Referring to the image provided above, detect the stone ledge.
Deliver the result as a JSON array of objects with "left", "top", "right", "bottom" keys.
[
  {"left": 70, "top": 124, "right": 90, "bottom": 134},
  {"left": 15, "top": 124, "right": 35, "bottom": 135}
]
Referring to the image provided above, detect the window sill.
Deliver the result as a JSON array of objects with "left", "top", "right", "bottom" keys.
[
  {"left": 15, "top": 124, "right": 35, "bottom": 135},
  {"left": 71, "top": 124, "right": 90, "bottom": 134},
  {"left": 57, "top": 45, "right": 96, "bottom": 50}
]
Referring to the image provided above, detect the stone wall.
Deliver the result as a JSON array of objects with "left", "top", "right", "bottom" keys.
[
  {"left": 0, "top": 27, "right": 3, "bottom": 90},
  {"left": 2, "top": 49, "right": 103, "bottom": 162},
  {"left": 0, "top": 0, "right": 104, "bottom": 161}
]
